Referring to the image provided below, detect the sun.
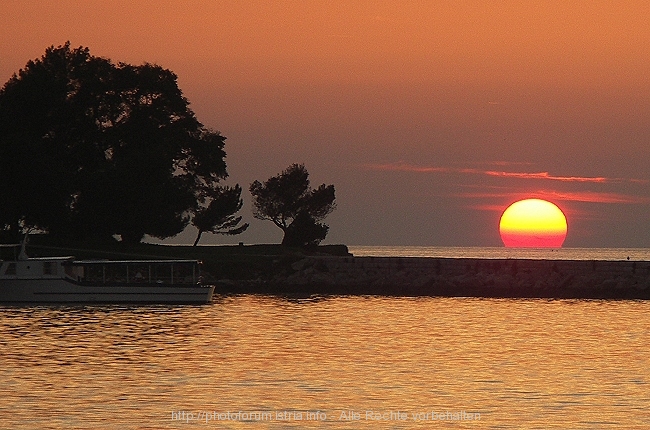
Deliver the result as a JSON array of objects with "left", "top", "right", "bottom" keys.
[{"left": 499, "top": 199, "right": 568, "bottom": 248}]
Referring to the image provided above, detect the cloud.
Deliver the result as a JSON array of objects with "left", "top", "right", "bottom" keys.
[
  {"left": 469, "top": 203, "right": 511, "bottom": 212},
  {"left": 364, "top": 161, "right": 648, "bottom": 184},
  {"left": 364, "top": 162, "right": 650, "bottom": 209},
  {"left": 482, "top": 170, "right": 609, "bottom": 183},
  {"left": 461, "top": 190, "right": 650, "bottom": 205},
  {"left": 477, "top": 160, "right": 534, "bottom": 167},
  {"left": 536, "top": 190, "right": 650, "bottom": 204}
]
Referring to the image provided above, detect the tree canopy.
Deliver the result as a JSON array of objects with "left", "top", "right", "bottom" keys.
[
  {"left": 249, "top": 164, "right": 336, "bottom": 247},
  {"left": 0, "top": 43, "right": 245, "bottom": 243}
]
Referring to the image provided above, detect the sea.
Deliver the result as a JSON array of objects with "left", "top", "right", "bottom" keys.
[
  {"left": 349, "top": 246, "right": 650, "bottom": 261},
  {"left": 1, "top": 246, "right": 649, "bottom": 429}
]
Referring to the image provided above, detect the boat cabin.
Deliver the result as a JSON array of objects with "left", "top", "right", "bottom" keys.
[
  {"left": 0, "top": 256, "right": 73, "bottom": 279},
  {"left": 66, "top": 260, "right": 200, "bottom": 285},
  {"left": 0, "top": 255, "right": 200, "bottom": 286}
]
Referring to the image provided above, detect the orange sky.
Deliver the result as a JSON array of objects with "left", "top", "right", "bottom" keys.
[{"left": 2, "top": 1, "right": 649, "bottom": 246}]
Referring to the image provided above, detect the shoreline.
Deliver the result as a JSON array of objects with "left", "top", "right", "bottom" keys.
[{"left": 21, "top": 240, "right": 650, "bottom": 299}]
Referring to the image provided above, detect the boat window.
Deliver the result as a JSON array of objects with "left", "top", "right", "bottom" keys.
[
  {"left": 153, "top": 263, "right": 172, "bottom": 284},
  {"left": 131, "top": 264, "right": 149, "bottom": 283},
  {"left": 105, "top": 264, "right": 126, "bottom": 283},
  {"left": 173, "top": 262, "right": 196, "bottom": 284},
  {"left": 5, "top": 263, "right": 16, "bottom": 275},
  {"left": 85, "top": 264, "right": 105, "bottom": 283}
]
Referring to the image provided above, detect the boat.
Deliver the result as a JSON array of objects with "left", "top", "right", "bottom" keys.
[{"left": 0, "top": 240, "right": 214, "bottom": 304}]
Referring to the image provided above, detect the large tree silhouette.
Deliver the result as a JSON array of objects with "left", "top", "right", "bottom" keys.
[
  {"left": 0, "top": 43, "right": 244, "bottom": 243},
  {"left": 250, "top": 164, "right": 335, "bottom": 247}
]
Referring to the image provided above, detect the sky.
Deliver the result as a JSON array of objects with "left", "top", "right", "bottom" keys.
[{"left": 1, "top": 1, "right": 649, "bottom": 247}]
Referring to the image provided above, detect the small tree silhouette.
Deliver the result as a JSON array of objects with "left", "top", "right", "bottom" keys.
[
  {"left": 191, "top": 185, "right": 249, "bottom": 246},
  {"left": 249, "top": 164, "right": 335, "bottom": 247}
]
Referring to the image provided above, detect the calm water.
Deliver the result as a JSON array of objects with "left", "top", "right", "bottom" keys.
[
  {"left": 349, "top": 246, "right": 650, "bottom": 261},
  {"left": 1, "top": 247, "right": 649, "bottom": 429}
]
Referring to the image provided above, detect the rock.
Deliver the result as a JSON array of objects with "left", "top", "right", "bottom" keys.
[{"left": 291, "top": 259, "right": 309, "bottom": 271}]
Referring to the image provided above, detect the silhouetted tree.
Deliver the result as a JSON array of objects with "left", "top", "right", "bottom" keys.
[
  {"left": 0, "top": 43, "right": 239, "bottom": 243},
  {"left": 282, "top": 211, "right": 329, "bottom": 247},
  {"left": 249, "top": 164, "right": 335, "bottom": 247},
  {"left": 191, "top": 185, "right": 249, "bottom": 246}
]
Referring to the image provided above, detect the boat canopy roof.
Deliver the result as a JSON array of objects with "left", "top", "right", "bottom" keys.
[
  {"left": 22, "top": 256, "right": 75, "bottom": 261},
  {"left": 69, "top": 259, "right": 199, "bottom": 265}
]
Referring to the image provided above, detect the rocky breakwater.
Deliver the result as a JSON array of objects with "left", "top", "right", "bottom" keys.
[{"left": 220, "top": 256, "right": 650, "bottom": 299}]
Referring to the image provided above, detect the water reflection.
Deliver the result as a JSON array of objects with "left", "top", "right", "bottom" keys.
[{"left": 0, "top": 297, "right": 648, "bottom": 428}]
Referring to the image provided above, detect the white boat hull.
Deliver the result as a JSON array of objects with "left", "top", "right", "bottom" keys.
[{"left": 0, "top": 278, "right": 214, "bottom": 304}]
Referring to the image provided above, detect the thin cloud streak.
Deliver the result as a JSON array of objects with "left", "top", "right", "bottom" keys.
[
  {"left": 460, "top": 190, "right": 650, "bottom": 205},
  {"left": 483, "top": 170, "right": 608, "bottom": 182},
  {"left": 477, "top": 160, "right": 534, "bottom": 167},
  {"left": 365, "top": 161, "right": 648, "bottom": 184}
]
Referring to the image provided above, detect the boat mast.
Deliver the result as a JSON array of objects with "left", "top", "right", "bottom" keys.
[{"left": 18, "top": 234, "right": 29, "bottom": 260}]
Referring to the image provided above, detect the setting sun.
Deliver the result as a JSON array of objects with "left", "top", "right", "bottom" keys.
[{"left": 499, "top": 199, "right": 568, "bottom": 248}]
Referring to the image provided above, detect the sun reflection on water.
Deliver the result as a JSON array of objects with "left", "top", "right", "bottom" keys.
[{"left": 0, "top": 297, "right": 648, "bottom": 428}]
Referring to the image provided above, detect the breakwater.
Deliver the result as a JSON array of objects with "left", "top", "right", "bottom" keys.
[{"left": 218, "top": 256, "right": 650, "bottom": 299}]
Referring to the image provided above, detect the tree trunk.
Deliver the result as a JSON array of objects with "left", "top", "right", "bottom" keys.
[
  {"left": 121, "top": 232, "right": 144, "bottom": 244},
  {"left": 193, "top": 230, "right": 203, "bottom": 246}
]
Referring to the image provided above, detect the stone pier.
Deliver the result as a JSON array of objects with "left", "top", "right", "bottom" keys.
[{"left": 218, "top": 256, "right": 650, "bottom": 299}]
